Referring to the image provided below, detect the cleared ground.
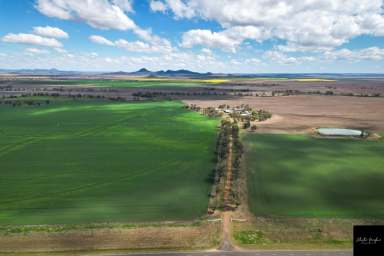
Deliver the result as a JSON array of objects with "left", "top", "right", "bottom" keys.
[
  {"left": 0, "top": 99, "right": 218, "bottom": 224},
  {"left": 0, "top": 222, "right": 221, "bottom": 253},
  {"left": 244, "top": 133, "right": 384, "bottom": 218}
]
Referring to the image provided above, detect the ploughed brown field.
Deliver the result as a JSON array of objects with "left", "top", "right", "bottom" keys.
[{"left": 183, "top": 95, "right": 384, "bottom": 133}]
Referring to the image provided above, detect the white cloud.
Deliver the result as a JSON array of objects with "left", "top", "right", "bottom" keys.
[
  {"left": 264, "top": 47, "right": 384, "bottom": 65},
  {"left": 245, "top": 58, "right": 262, "bottom": 65},
  {"left": 152, "top": 0, "right": 195, "bottom": 18},
  {"left": 161, "top": 0, "right": 384, "bottom": 52},
  {"left": 35, "top": 0, "right": 72, "bottom": 19},
  {"left": 181, "top": 29, "right": 239, "bottom": 52},
  {"left": 325, "top": 47, "right": 384, "bottom": 61},
  {"left": 276, "top": 43, "right": 333, "bottom": 53},
  {"left": 111, "top": 0, "right": 133, "bottom": 12},
  {"left": 264, "top": 51, "right": 315, "bottom": 65},
  {"left": 89, "top": 35, "right": 115, "bottom": 46},
  {"left": 25, "top": 48, "right": 49, "bottom": 55},
  {"left": 181, "top": 26, "right": 268, "bottom": 52},
  {"left": 89, "top": 35, "right": 172, "bottom": 53},
  {"left": 35, "top": 0, "right": 136, "bottom": 30},
  {"left": 358, "top": 47, "right": 384, "bottom": 60},
  {"left": 54, "top": 47, "right": 67, "bottom": 53},
  {"left": 115, "top": 39, "right": 153, "bottom": 52},
  {"left": 36, "top": 0, "right": 171, "bottom": 53},
  {"left": 201, "top": 48, "right": 212, "bottom": 55},
  {"left": 167, "top": 0, "right": 195, "bottom": 18},
  {"left": 150, "top": 0, "right": 167, "bottom": 12},
  {"left": 2, "top": 33, "right": 62, "bottom": 48},
  {"left": 116, "top": 38, "right": 172, "bottom": 53},
  {"left": 230, "top": 59, "right": 242, "bottom": 65},
  {"left": 33, "top": 26, "right": 69, "bottom": 38}
]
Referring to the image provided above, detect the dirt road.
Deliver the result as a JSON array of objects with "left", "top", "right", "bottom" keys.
[{"left": 223, "top": 135, "right": 233, "bottom": 207}]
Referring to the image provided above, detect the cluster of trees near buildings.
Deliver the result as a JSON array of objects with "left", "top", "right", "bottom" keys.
[{"left": 187, "top": 103, "right": 272, "bottom": 130}]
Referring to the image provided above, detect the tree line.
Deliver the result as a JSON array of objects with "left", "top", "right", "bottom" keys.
[{"left": 208, "top": 120, "right": 244, "bottom": 213}]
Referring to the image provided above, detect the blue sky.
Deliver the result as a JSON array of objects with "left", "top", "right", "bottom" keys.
[{"left": 0, "top": 0, "right": 384, "bottom": 73}]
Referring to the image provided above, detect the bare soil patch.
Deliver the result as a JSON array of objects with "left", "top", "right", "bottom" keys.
[{"left": 0, "top": 222, "right": 221, "bottom": 253}]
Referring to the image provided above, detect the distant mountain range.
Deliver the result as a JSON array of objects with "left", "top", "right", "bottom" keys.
[
  {"left": 103, "top": 68, "right": 214, "bottom": 77},
  {"left": 1, "top": 68, "right": 384, "bottom": 79},
  {"left": 0, "top": 68, "right": 84, "bottom": 76},
  {"left": 0, "top": 68, "right": 214, "bottom": 77}
]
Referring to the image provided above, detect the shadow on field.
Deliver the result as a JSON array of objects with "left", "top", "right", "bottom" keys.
[{"left": 245, "top": 134, "right": 384, "bottom": 218}]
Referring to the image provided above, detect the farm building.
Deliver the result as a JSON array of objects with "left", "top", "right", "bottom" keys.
[{"left": 317, "top": 128, "right": 366, "bottom": 137}]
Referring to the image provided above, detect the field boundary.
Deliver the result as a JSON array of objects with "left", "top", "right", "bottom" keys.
[{"left": 0, "top": 221, "right": 221, "bottom": 253}]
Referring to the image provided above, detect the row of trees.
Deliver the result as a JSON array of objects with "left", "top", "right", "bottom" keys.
[
  {"left": 132, "top": 91, "right": 229, "bottom": 99},
  {"left": 208, "top": 120, "right": 245, "bottom": 213},
  {"left": 0, "top": 99, "right": 51, "bottom": 107},
  {"left": 227, "top": 122, "right": 243, "bottom": 209},
  {"left": 2, "top": 93, "right": 129, "bottom": 102},
  {"left": 208, "top": 119, "right": 232, "bottom": 213}
]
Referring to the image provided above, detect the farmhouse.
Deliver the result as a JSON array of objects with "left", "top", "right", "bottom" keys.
[
  {"left": 221, "top": 107, "right": 251, "bottom": 116},
  {"left": 224, "top": 109, "right": 234, "bottom": 114}
]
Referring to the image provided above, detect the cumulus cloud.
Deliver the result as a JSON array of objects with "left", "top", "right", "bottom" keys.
[
  {"left": 150, "top": 0, "right": 167, "bottom": 12},
  {"left": 264, "top": 47, "right": 384, "bottom": 65},
  {"left": 2, "top": 33, "right": 62, "bottom": 48},
  {"left": 263, "top": 51, "right": 315, "bottom": 65},
  {"left": 181, "top": 26, "right": 268, "bottom": 52},
  {"left": 201, "top": 48, "right": 212, "bottom": 55},
  {"left": 276, "top": 43, "right": 333, "bottom": 53},
  {"left": 89, "top": 35, "right": 172, "bottom": 53},
  {"left": 25, "top": 48, "right": 49, "bottom": 55},
  {"left": 111, "top": 0, "right": 133, "bottom": 12},
  {"left": 325, "top": 47, "right": 384, "bottom": 61},
  {"left": 167, "top": 0, "right": 195, "bottom": 18},
  {"left": 89, "top": 35, "right": 115, "bottom": 46},
  {"left": 157, "top": 0, "right": 384, "bottom": 51},
  {"left": 35, "top": 0, "right": 136, "bottom": 30},
  {"left": 33, "top": 26, "right": 69, "bottom": 38},
  {"left": 35, "top": 0, "right": 171, "bottom": 51},
  {"left": 181, "top": 29, "right": 239, "bottom": 52},
  {"left": 151, "top": 0, "right": 195, "bottom": 18},
  {"left": 114, "top": 39, "right": 157, "bottom": 52},
  {"left": 245, "top": 58, "right": 262, "bottom": 65},
  {"left": 54, "top": 47, "right": 67, "bottom": 53}
]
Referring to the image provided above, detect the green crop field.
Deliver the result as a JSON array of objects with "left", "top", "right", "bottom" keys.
[
  {"left": 0, "top": 98, "right": 219, "bottom": 225},
  {"left": 244, "top": 134, "right": 384, "bottom": 218}
]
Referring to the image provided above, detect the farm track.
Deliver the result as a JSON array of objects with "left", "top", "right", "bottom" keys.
[
  {"left": 219, "top": 131, "right": 235, "bottom": 251},
  {"left": 223, "top": 135, "right": 233, "bottom": 207}
]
